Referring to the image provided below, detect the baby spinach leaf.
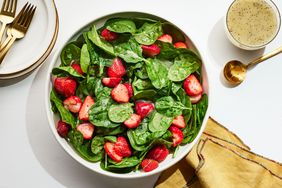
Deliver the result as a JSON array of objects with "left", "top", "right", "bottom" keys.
[
  {"left": 91, "top": 136, "right": 104, "bottom": 154},
  {"left": 60, "top": 43, "right": 81, "bottom": 66},
  {"left": 88, "top": 25, "right": 115, "bottom": 56},
  {"left": 133, "top": 89, "right": 157, "bottom": 100},
  {"left": 95, "top": 126, "right": 126, "bottom": 136},
  {"left": 108, "top": 103, "right": 133, "bottom": 123},
  {"left": 168, "top": 55, "right": 200, "bottom": 82},
  {"left": 148, "top": 112, "right": 173, "bottom": 132},
  {"left": 114, "top": 38, "right": 144, "bottom": 63},
  {"left": 155, "top": 96, "right": 190, "bottom": 117},
  {"left": 104, "top": 136, "right": 117, "bottom": 143},
  {"left": 76, "top": 141, "right": 103, "bottom": 162},
  {"left": 132, "top": 78, "right": 154, "bottom": 91},
  {"left": 89, "top": 97, "right": 120, "bottom": 128},
  {"left": 176, "top": 88, "right": 192, "bottom": 121},
  {"left": 134, "top": 22, "right": 162, "bottom": 45},
  {"left": 107, "top": 156, "right": 140, "bottom": 168},
  {"left": 145, "top": 58, "right": 169, "bottom": 89},
  {"left": 83, "top": 33, "right": 99, "bottom": 65},
  {"left": 135, "top": 65, "right": 148, "bottom": 79},
  {"left": 68, "top": 130, "right": 84, "bottom": 147},
  {"left": 127, "top": 130, "right": 148, "bottom": 151},
  {"left": 106, "top": 18, "right": 136, "bottom": 33},
  {"left": 52, "top": 66, "right": 85, "bottom": 79},
  {"left": 80, "top": 44, "right": 90, "bottom": 73},
  {"left": 50, "top": 89, "right": 76, "bottom": 128}
]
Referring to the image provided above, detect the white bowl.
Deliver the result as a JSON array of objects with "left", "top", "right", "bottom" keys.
[{"left": 45, "top": 12, "right": 211, "bottom": 179}]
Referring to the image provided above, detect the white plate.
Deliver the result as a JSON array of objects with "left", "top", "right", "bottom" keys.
[
  {"left": 45, "top": 12, "right": 211, "bottom": 179},
  {"left": 0, "top": 0, "right": 57, "bottom": 75}
]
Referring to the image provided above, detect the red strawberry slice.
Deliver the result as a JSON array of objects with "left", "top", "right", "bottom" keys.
[
  {"left": 174, "top": 42, "right": 188, "bottom": 49},
  {"left": 111, "top": 84, "right": 129, "bottom": 103},
  {"left": 71, "top": 62, "right": 84, "bottom": 74},
  {"left": 123, "top": 83, "right": 133, "bottom": 98},
  {"left": 102, "top": 77, "right": 122, "bottom": 88},
  {"left": 101, "top": 28, "right": 118, "bottom": 41},
  {"left": 76, "top": 122, "right": 95, "bottom": 140},
  {"left": 124, "top": 114, "right": 142, "bottom": 129},
  {"left": 158, "top": 34, "right": 173, "bottom": 43},
  {"left": 169, "top": 126, "right": 184, "bottom": 147},
  {"left": 172, "top": 115, "right": 186, "bottom": 129},
  {"left": 104, "top": 142, "right": 123, "bottom": 162},
  {"left": 63, "top": 96, "right": 82, "bottom": 113},
  {"left": 114, "top": 136, "right": 132, "bottom": 157},
  {"left": 107, "top": 58, "right": 126, "bottom": 77},
  {"left": 54, "top": 77, "right": 77, "bottom": 97},
  {"left": 56, "top": 120, "right": 70, "bottom": 138},
  {"left": 146, "top": 145, "right": 169, "bottom": 162},
  {"left": 190, "top": 93, "right": 202, "bottom": 104},
  {"left": 135, "top": 101, "right": 154, "bottom": 119},
  {"left": 141, "top": 44, "right": 160, "bottom": 57},
  {"left": 183, "top": 74, "right": 203, "bottom": 96},
  {"left": 141, "top": 159, "right": 159, "bottom": 172},
  {"left": 79, "top": 96, "right": 95, "bottom": 121}
]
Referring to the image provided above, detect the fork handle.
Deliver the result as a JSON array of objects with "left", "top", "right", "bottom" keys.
[
  {"left": 0, "top": 36, "right": 16, "bottom": 64},
  {"left": 0, "top": 22, "right": 7, "bottom": 44},
  {"left": 0, "top": 34, "right": 12, "bottom": 50}
]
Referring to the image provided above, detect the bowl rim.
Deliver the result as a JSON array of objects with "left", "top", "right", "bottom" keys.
[{"left": 44, "top": 11, "right": 211, "bottom": 179}]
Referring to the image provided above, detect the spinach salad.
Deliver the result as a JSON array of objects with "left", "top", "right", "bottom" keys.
[{"left": 50, "top": 17, "right": 208, "bottom": 173}]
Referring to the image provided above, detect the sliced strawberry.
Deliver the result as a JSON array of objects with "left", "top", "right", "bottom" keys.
[
  {"left": 101, "top": 28, "right": 118, "bottom": 41},
  {"left": 141, "top": 44, "right": 160, "bottom": 57},
  {"left": 174, "top": 42, "right": 188, "bottom": 49},
  {"left": 158, "top": 34, "right": 173, "bottom": 43},
  {"left": 104, "top": 142, "right": 123, "bottom": 162},
  {"left": 79, "top": 96, "right": 95, "bottom": 121},
  {"left": 123, "top": 83, "right": 133, "bottom": 98},
  {"left": 56, "top": 120, "right": 70, "bottom": 138},
  {"left": 141, "top": 159, "right": 159, "bottom": 172},
  {"left": 54, "top": 77, "right": 77, "bottom": 97},
  {"left": 107, "top": 58, "right": 126, "bottom": 77},
  {"left": 102, "top": 77, "right": 122, "bottom": 88},
  {"left": 190, "top": 93, "right": 202, "bottom": 104},
  {"left": 111, "top": 84, "right": 129, "bottom": 103},
  {"left": 135, "top": 101, "right": 154, "bottom": 119},
  {"left": 183, "top": 74, "right": 203, "bottom": 96},
  {"left": 124, "top": 114, "right": 142, "bottom": 129},
  {"left": 114, "top": 136, "right": 132, "bottom": 157},
  {"left": 71, "top": 62, "right": 84, "bottom": 74},
  {"left": 169, "top": 126, "right": 184, "bottom": 147},
  {"left": 172, "top": 115, "right": 186, "bottom": 129},
  {"left": 63, "top": 96, "right": 82, "bottom": 113},
  {"left": 146, "top": 145, "right": 169, "bottom": 162},
  {"left": 76, "top": 122, "right": 95, "bottom": 140}
]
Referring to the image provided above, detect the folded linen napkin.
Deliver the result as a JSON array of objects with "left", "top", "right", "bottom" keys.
[{"left": 155, "top": 118, "right": 282, "bottom": 188}]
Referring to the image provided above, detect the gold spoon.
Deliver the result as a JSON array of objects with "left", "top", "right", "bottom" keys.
[{"left": 223, "top": 46, "right": 282, "bottom": 85}]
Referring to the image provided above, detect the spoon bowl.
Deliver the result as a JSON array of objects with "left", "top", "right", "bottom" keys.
[{"left": 223, "top": 60, "right": 247, "bottom": 85}]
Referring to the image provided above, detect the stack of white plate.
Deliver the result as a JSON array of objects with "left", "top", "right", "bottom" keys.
[{"left": 0, "top": 0, "right": 58, "bottom": 81}]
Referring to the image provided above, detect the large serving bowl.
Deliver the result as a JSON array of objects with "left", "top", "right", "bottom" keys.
[{"left": 45, "top": 12, "right": 211, "bottom": 179}]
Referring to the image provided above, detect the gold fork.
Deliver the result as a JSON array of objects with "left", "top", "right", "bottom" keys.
[
  {"left": 0, "top": 2, "right": 36, "bottom": 63},
  {"left": 0, "top": 0, "right": 17, "bottom": 43}
]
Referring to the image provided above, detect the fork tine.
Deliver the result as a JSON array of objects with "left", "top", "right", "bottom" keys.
[
  {"left": 24, "top": 6, "right": 36, "bottom": 29},
  {"left": 1, "top": 0, "right": 7, "bottom": 12},
  {"left": 12, "top": 0, "right": 17, "bottom": 13},
  {"left": 13, "top": 2, "right": 29, "bottom": 25},
  {"left": 21, "top": 4, "right": 33, "bottom": 26}
]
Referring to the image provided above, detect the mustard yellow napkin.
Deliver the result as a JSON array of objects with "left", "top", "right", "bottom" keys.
[{"left": 155, "top": 118, "right": 282, "bottom": 188}]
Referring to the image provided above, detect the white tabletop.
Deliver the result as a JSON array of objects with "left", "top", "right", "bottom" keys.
[{"left": 1, "top": 0, "right": 282, "bottom": 187}]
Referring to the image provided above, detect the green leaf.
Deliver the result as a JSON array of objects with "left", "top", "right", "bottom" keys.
[
  {"left": 60, "top": 43, "right": 81, "bottom": 66},
  {"left": 148, "top": 112, "right": 173, "bottom": 132},
  {"left": 168, "top": 55, "right": 201, "bottom": 82},
  {"left": 95, "top": 126, "right": 126, "bottom": 136},
  {"left": 91, "top": 136, "right": 104, "bottom": 154},
  {"left": 76, "top": 141, "right": 102, "bottom": 162},
  {"left": 114, "top": 38, "right": 144, "bottom": 63},
  {"left": 133, "top": 89, "right": 157, "bottom": 100},
  {"left": 52, "top": 66, "right": 85, "bottom": 78},
  {"left": 104, "top": 136, "right": 117, "bottom": 143},
  {"left": 107, "top": 156, "right": 140, "bottom": 168},
  {"left": 88, "top": 25, "right": 115, "bottom": 56},
  {"left": 50, "top": 89, "right": 76, "bottom": 128},
  {"left": 134, "top": 22, "right": 162, "bottom": 45},
  {"left": 68, "top": 130, "right": 84, "bottom": 147},
  {"left": 106, "top": 18, "right": 136, "bottom": 33},
  {"left": 145, "top": 58, "right": 169, "bottom": 89},
  {"left": 80, "top": 44, "right": 90, "bottom": 73},
  {"left": 108, "top": 103, "right": 133, "bottom": 123},
  {"left": 132, "top": 78, "right": 154, "bottom": 91},
  {"left": 155, "top": 96, "right": 190, "bottom": 117}
]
